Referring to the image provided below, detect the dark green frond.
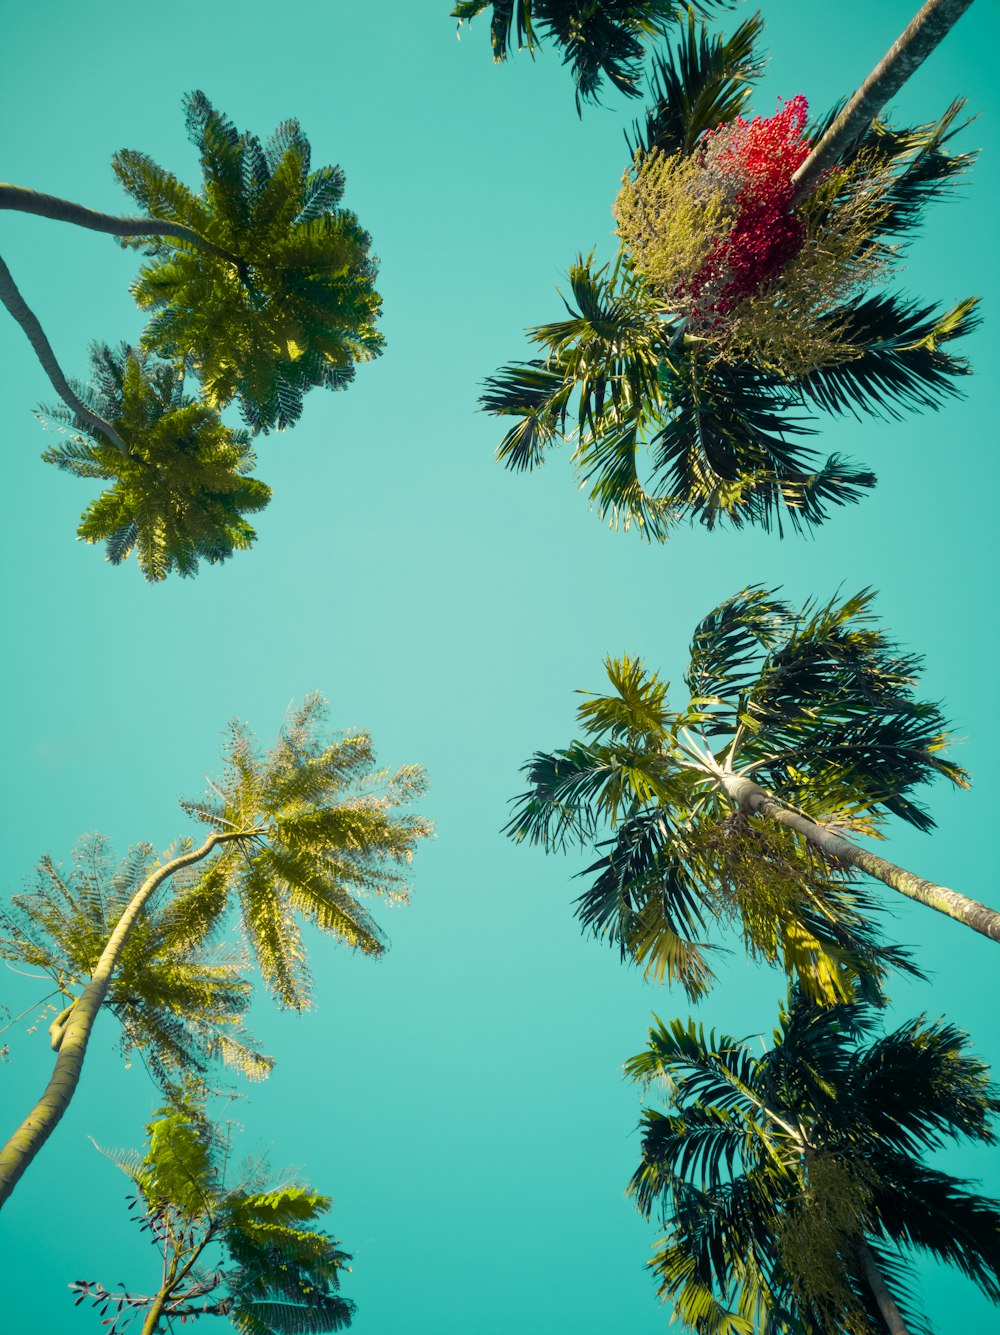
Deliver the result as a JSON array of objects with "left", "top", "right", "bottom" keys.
[
  {"left": 627, "top": 991, "right": 1000, "bottom": 1333},
  {"left": 455, "top": 1, "right": 738, "bottom": 109},
  {"left": 799, "top": 293, "right": 980, "bottom": 421},
  {"left": 626, "top": 10, "right": 764, "bottom": 158}
]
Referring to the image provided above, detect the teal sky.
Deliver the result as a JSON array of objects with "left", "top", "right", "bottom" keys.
[{"left": 1, "top": 1, "right": 998, "bottom": 1330}]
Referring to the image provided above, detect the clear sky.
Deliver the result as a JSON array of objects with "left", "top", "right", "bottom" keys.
[{"left": 0, "top": 1, "right": 998, "bottom": 1330}]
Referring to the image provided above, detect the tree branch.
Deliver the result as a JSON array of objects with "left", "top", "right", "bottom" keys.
[
  {"left": 0, "top": 184, "right": 244, "bottom": 271},
  {"left": 0, "top": 253, "right": 128, "bottom": 453}
]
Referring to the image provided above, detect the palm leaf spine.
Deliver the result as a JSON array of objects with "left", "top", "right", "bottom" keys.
[
  {"left": 0, "top": 253, "right": 127, "bottom": 453},
  {"left": 0, "top": 832, "right": 242, "bottom": 1211},
  {"left": 792, "top": 0, "right": 977, "bottom": 200},
  {"left": 720, "top": 773, "right": 1000, "bottom": 943},
  {"left": 856, "top": 1240, "right": 913, "bottom": 1335},
  {"left": 0, "top": 183, "right": 242, "bottom": 269}
]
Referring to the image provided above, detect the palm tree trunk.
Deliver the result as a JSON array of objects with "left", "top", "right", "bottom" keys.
[
  {"left": 0, "top": 253, "right": 128, "bottom": 453},
  {"left": 0, "top": 183, "right": 242, "bottom": 268},
  {"left": 856, "top": 1239, "right": 912, "bottom": 1334},
  {"left": 791, "top": 0, "right": 977, "bottom": 202},
  {"left": 0, "top": 832, "right": 239, "bottom": 1212},
  {"left": 721, "top": 774, "right": 1000, "bottom": 944}
]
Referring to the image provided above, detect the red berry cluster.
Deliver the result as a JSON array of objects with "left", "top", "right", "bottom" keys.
[{"left": 680, "top": 96, "right": 812, "bottom": 325}]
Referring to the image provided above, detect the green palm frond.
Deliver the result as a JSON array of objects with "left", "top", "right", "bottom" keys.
[
  {"left": 114, "top": 91, "right": 382, "bottom": 432},
  {"left": 484, "top": 17, "right": 978, "bottom": 538},
  {"left": 798, "top": 292, "right": 979, "bottom": 420},
  {"left": 627, "top": 990, "right": 1000, "bottom": 1332},
  {"left": 454, "top": 1, "right": 736, "bottom": 109},
  {"left": 508, "top": 585, "right": 963, "bottom": 1002},
  {"left": 850, "top": 99, "right": 979, "bottom": 241},
  {"left": 180, "top": 694, "right": 432, "bottom": 1009},
  {"left": 39, "top": 341, "right": 270, "bottom": 581},
  {"left": 626, "top": 10, "right": 764, "bottom": 158},
  {"left": 484, "top": 256, "right": 881, "bottom": 537},
  {"left": 0, "top": 834, "right": 272, "bottom": 1092}
]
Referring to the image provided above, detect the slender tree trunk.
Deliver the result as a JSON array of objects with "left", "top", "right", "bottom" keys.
[
  {"left": 856, "top": 1239, "right": 912, "bottom": 1334},
  {"left": 0, "top": 253, "right": 128, "bottom": 453},
  {"left": 720, "top": 774, "right": 1000, "bottom": 944},
  {"left": 0, "top": 184, "right": 242, "bottom": 269},
  {"left": 0, "top": 832, "right": 240, "bottom": 1212},
  {"left": 791, "top": 0, "right": 977, "bottom": 202},
  {"left": 140, "top": 1289, "right": 170, "bottom": 1335}
]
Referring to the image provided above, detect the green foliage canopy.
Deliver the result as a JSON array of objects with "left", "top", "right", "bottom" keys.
[
  {"left": 507, "top": 586, "right": 965, "bottom": 1000},
  {"left": 73, "top": 1104, "right": 355, "bottom": 1333},
  {"left": 626, "top": 989, "right": 1000, "bottom": 1333},
  {"left": 115, "top": 92, "right": 383, "bottom": 432},
  {"left": 179, "top": 694, "right": 433, "bottom": 1010},
  {"left": 482, "top": 17, "right": 978, "bottom": 536},
  {"left": 39, "top": 342, "right": 270, "bottom": 581},
  {"left": 0, "top": 834, "right": 272, "bottom": 1092}
]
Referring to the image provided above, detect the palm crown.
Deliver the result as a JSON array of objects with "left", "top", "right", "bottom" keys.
[
  {"left": 483, "top": 15, "right": 978, "bottom": 536},
  {"left": 74, "top": 1104, "right": 354, "bottom": 1333},
  {"left": 39, "top": 342, "right": 271, "bottom": 581},
  {"left": 506, "top": 587, "right": 966, "bottom": 1000},
  {"left": 0, "top": 834, "right": 271, "bottom": 1092},
  {"left": 114, "top": 91, "right": 383, "bottom": 432},
  {"left": 626, "top": 989, "right": 1000, "bottom": 1333},
  {"left": 179, "top": 693, "right": 432, "bottom": 1010}
]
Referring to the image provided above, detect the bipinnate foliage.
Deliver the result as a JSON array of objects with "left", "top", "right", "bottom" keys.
[
  {"left": 179, "top": 694, "right": 432, "bottom": 1010},
  {"left": 0, "top": 833, "right": 272, "bottom": 1091},
  {"left": 73, "top": 1105, "right": 354, "bottom": 1333},
  {"left": 626, "top": 989, "right": 1000, "bottom": 1333},
  {"left": 506, "top": 586, "right": 966, "bottom": 1001},
  {"left": 483, "top": 15, "right": 978, "bottom": 536},
  {"left": 114, "top": 91, "right": 383, "bottom": 432},
  {"left": 39, "top": 342, "right": 270, "bottom": 581},
  {"left": 452, "top": 0, "right": 734, "bottom": 109}
]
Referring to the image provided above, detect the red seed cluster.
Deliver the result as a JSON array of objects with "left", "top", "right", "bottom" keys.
[{"left": 680, "top": 96, "right": 812, "bottom": 325}]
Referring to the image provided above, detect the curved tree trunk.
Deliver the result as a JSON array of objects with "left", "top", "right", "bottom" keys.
[
  {"left": 791, "top": 0, "right": 977, "bottom": 202},
  {"left": 721, "top": 774, "right": 1000, "bottom": 944},
  {"left": 0, "top": 832, "right": 240, "bottom": 1212},
  {"left": 0, "top": 253, "right": 128, "bottom": 453},
  {"left": 856, "top": 1239, "right": 912, "bottom": 1334},
  {"left": 0, "top": 184, "right": 241, "bottom": 268}
]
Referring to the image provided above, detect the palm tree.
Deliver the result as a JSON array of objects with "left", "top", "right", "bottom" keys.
[
  {"left": 0, "top": 694, "right": 431, "bottom": 1211},
  {"left": 1, "top": 90, "right": 382, "bottom": 435},
  {"left": 0, "top": 834, "right": 272, "bottom": 1093},
  {"left": 482, "top": 11, "right": 979, "bottom": 536},
  {"left": 506, "top": 587, "right": 1000, "bottom": 1003},
  {"left": 626, "top": 988, "right": 1000, "bottom": 1333},
  {"left": 451, "top": 0, "right": 731, "bottom": 108},
  {"left": 39, "top": 343, "right": 271, "bottom": 581},
  {"left": 71, "top": 1103, "right": 355, "bottom": 1334}
]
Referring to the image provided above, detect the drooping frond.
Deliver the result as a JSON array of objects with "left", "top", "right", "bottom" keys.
[{"left": 453, "top": 1, "right": 737, "bottom": 109}]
